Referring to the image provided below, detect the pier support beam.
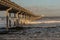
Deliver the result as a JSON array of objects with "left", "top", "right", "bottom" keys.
[
  {"left": 6, "top": 7, "right": 12, "bottom": 30},
  {"left": 14, "top": 13, "right": 16, "bottom": 27},
  {"left": 20, "top": 12, "right": 23, "bottom": 24},
  {"left": 16, "top": 12, "right": 20, "bottom": 27},
  {"left": 6, "top": 14, "right": 9, "bottom": 31}
]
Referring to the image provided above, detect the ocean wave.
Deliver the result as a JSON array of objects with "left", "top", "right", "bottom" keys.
[{"left": 27, "top": 21, "right": 60, "bottom": 24}]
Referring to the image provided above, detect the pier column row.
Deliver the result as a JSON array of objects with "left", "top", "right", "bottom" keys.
[{"left": 18, "top": 12, "right": 32, "bottom": 24}]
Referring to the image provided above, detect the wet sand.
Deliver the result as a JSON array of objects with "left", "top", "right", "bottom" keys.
[{"left": 0, "top": 27, "right": 60, "bottom": 40}]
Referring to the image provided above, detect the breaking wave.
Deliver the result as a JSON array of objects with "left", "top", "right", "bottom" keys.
[{"left": 28, "top": 20, "right": 60, "bottom": 24}]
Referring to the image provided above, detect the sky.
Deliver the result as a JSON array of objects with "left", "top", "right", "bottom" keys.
[
  {"left": 11, "top": 0, "right": 60, "bottom": 8},
  {"left": 10, "top": 0, "right": 60, "bottom": 16}
]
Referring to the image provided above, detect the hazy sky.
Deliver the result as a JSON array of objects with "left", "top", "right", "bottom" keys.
[
  {"left": 11, "top": 0, "right": 60, "bottom": 8},
  {"left": 10, "top": 0, "right": 60, "bottom": 16}
]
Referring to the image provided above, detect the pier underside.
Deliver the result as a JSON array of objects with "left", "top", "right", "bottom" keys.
[{"left": 0, "top": 4, "right": 9, "bottom": 11}]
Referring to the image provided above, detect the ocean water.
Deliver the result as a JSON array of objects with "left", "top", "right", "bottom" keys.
[
  {"left": 0, "top": 17, "right": 60, "bottom": 40},
  {"left": 23, "top": 17, "right": 60, "bottom": 27},
  {"left": 0, "top": 17, "right": 60, "bottom": 27}
]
